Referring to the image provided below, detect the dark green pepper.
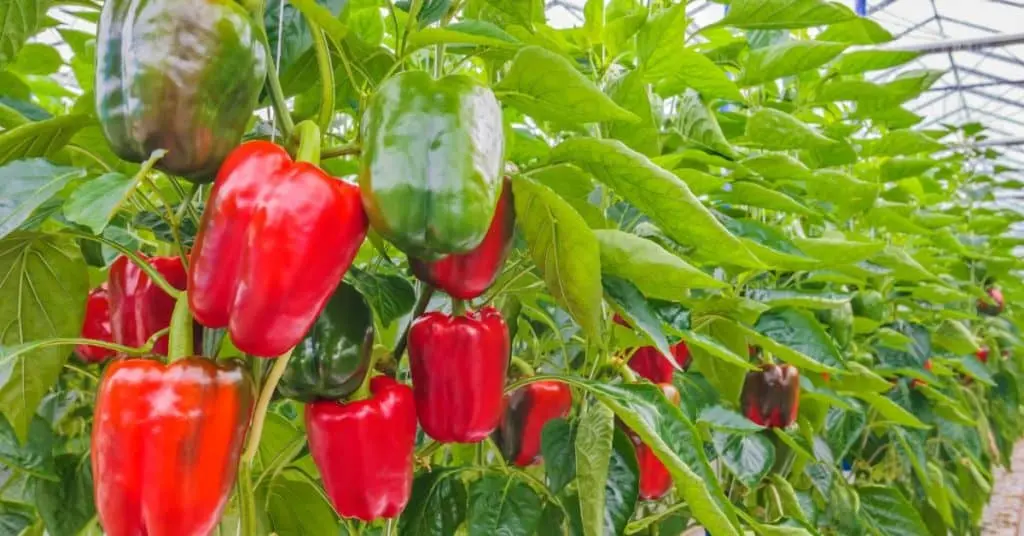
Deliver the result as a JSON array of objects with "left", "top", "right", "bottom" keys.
[
  {"left": 95, "top": 0, "right": 267, "bottom": 181},
  {"left": 815, "top": 302, "right": 853, "bottom": 349},
  {"left": 359, "top": 71, "right": 505, "bottom": 259},
  {"left": 851, "top": 290, "right": 885, "bottom": 322},
  {"left": 278, "top": 285, "right": 374, "bottom": 402}
]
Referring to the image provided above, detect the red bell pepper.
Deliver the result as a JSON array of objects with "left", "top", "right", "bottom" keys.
[
  {"left": 92, "top": 358, "right": 255, "bottom": 536},
  {"left": 306, "top": 376, "right": 416, "bottom": 521},
  {"left": 977, "top": 347, "right": 990, "bottom": 363},
  {"left": 493, "top": 380, "right": 572, "bottom": 466},
  {"left": 977, "top": 286, "right": 1005, "bottom": 316},
  {"left": 409, "top": 306, "right": 509, "bottom": 442},
  {"left": 187, "top": 141, "right": 368, "bottom": 357},
  {"left": 75, "top": 285, "right": 115, "bottom": 363},
  {"left": 410, "top": 179, "right": 515, "bottom": 299},
  {"left": 108, "top": 254, "right": 188, "bottom": 355},
  {"left": 628, "top": 383, "right": 679, "bottom": 500},
  {"left": 741, "top": 363, "right": 800, "bottom": 428},
  {"left": 628, "top": 343, "right": 691, "bottom": 384}
]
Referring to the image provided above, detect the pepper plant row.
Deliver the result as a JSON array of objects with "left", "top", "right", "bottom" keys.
[{"left": 0, "top": 0, "right": 1021, "bottom": 535}]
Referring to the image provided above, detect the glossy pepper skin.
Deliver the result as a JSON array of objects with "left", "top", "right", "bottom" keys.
[
  {"left": 75, "top": 285, "right": 115, "bottom": 363},
  {"left": 409, "top": 306, "right": 509, "bottom": 442},
  {"left": 279, "top": 285, "right": 373, "bottom": 402},
  {"left": 306, "top": 377, "right": 416, "bottom": 521},
  {"left": 360, "top": 71, "right": 505, "bottom": 259},
  {"left": 977, "top": 347, "right": 990, "bottom": 364},
  {"left": 851, "top": 290, "right": 885, "bottom": 322},
  {"left": 95, "top": 0, "right": 267, "bottom": 181},
  {"left": 977, "top": 286, "right": 1005, "bottom": 316},
  {"left": 188, "top": 141, "right": 369, "bottom": 357},
  {"left": 108, "top": 254, "right": 188, "bottom": 355},
  {"left": 741, "top": 364, "right": 800, "bottom": 428},
  {"left": 493, "top": 381, "right": 572, "bottom": 466},
  {"left": 410, "top": 178, "right": 515, "bottom": 299},
  {"left": 613, "top": 315, "right": 690, "bottom": 383},
  {"left": 92, "top": 358, "right": 255, "bottom": 536},
  {"left": 628, "top": 383, "right": 679, "bottom": 500}
]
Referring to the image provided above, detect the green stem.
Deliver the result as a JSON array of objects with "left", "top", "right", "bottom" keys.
[
  {"left": 238, "top": 461, "right": 256, "bottom": 536},
  {"left": 434, "top": 43, "right": 445, "bottom": 78},
  {"left": 452, "top": 298, "right": 467, "bottom": 317},
  {"left": 392, "top": 284, "right": 435, "bottom": 361},
  {"left": 294, "top": 121, "right": 322, "bottom": 165},
  {"left": 415, "top": 440, "right": 440, "bottom": 459},
  {"left": 248, "top": 0, "right": 294, "bottom": 141},
  {"left": 400, "top": 0, "right": 424, "bottom": 55},
  {"left": 167, "top": 292, "right": 193, "bottom": 362},
  {"left": 3, "top": 330, "right": 170, "bottom": 362},
  {"left": 349, "top": 329, "right": 377, "bottom": 401},
  {"left": 308, "top": 20, "right": 335, "bottom": 134},
  {"left": 321, "top": 143, "right": 361, "bottom": 159},
  {"left": 509, "top": 356, "right": 535, "bottom": 377},
  {"left": 384, "top": 518, "right": 395, "bottom": 536},
  {"left": 64, "top": 231, "right": 182, "bottom": 299},
  {"left": 242, "top": 348, "right": 294, "bottom": 464}
]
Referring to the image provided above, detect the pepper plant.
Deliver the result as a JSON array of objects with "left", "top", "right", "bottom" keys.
[{"left": 0, "top": 0, "right": 1022, "bottom": 535}]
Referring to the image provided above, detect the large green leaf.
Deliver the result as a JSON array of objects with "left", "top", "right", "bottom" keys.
[
  {"left": 603, "top": 68, "right": 660, "bottom": 157},
  {"left": 675, "top": 89, "right": 738, "bottom": 158},
  {"left": 0, "top": 159, "right": 86, "bottom": 240},
  {"left": 741, "top": 153, "right": 812, "bottom": 181},
  {"left": 817, "top": 16, "right": 892, "bottom": 44},
  {"left": 719, "top": 0, "right": 857, "bottom": 29},
  {"left": 62, "top": 172, "right": 138, "bottom": 235},
  {"left": 852, "top": 393, "right": 929, "bottom": 429},
  {"left": 605, "top": 428, "right": 640, "bottom": 536},
  {"left": 512, "top": 176, "right": 604, "bottom": 340},
  {"left": 570, "top": 380, "right": 741, "bottom": 535},
  {"left": 400, "top": 469, "right": 468, "bottom": 536},
  {"left": 345, "top": 268, "right": 416, "bottom": 327},
  {"left": 713, "top": 432, "right": 775, "bottom": 487},
  {"left": 715, "top": 181, "right": 817, "bottom": 216},
  {"left": 495, "top": 46, "right": 636, "bottom": 125},
  {"left": 264, "top": 469, "right": 340, "bottom": 536},
  {"left": 740, "top": 41, "right": 848, "bottom": 86},
  {"left": 0, "top": 233, "right": 89, "bottom": 443},
  {"left": 467, "top": 475, "right": 544, "bottom": 535},
  {"left": 551, "top": 138, "right": 761, "bottom": 268},
  {"left": 0, "top": 114, "right": 91, "bottom": 166},
  {"left": 603, "top": 276, "right": 673, "bottom": 365},
  {"left": 746, "top": 307, "right": 844, "bottom": 372},
  {"left": 34, "top": 454, "right": 95, "bottom": 536},
  {"left": 595, "top": 229, "right": 727, "bottom": 300},
  {"left": 0, "top": 0, "right": 48, "bottom": 69},
  {"left": 866, "top": 129, "right": 945, "bottom": 157},
  {"left": 792, "top": 237, "right": 884, "bottom": 264},
  {"left": 575, "top": 401, "right": 614, "bottom": 536},
  {"left": 745, "top": 108, "right": 836, "bottom": 150},
  {"left": 540, "top": 419, "right": 575, "bottom": 494},
  {"left": 858, "top": 486, "right": 930, "bottom": 536},
  {"left": 831, "top": 50, "right": 920, "bottom": 75}
]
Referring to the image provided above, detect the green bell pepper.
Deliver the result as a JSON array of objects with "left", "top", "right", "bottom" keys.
[
  {"left": 851, "top": 290, "right": 885, "bottom": 322},
  {"left": 95, "top": 0, "right": 267, "bottom": 182},
  {"left": 815, "top": 302, "right": 854, "bottom": 349},
  {"left": 359, "top": 71, "right": 505, "bottom": 259},
  {"left": 278, "top": 285, "right": 374, "bottom": 402}
]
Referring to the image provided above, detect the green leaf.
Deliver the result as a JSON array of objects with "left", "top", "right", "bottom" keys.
[
  {"left": 698, "top": 405, "right": 765, "bottom": 434},
  {"left": 679, "top": 330, "right": 758, "bottom": 371},
  {"left": 575, "top": 400, "right": 614, "bottom": 536},
  {"left": 805, "top": 170, "right": 879, "bottom": 217},
  {"left": 527, "top": 164, "right": 607, "bottom": 229},
  {"left": 34, "top": 454, "right": 95, "bottom": 536},
  {"left": 831, "top": 49, "right": 920, "bottom": 75},
  {"left": 603, "top": 276, "right": 673, "bottom": 362},
  {"left": 870, "top": 247, "right": 938, "bottom": 282},
  {"left": 673, "top": 168, "right": 727, "bottom": 195},
  {"left": 551, "top": 138, "right": 761, "bottom": 268},
  {"left": 345, "top": 268, "right": 416, "bottom": 327},
  {"left": 63, "top": 172, "right": 138, "bottom": 234},
  {"left": 406, "top": 22, "right": 522, "bottom": 51},
  {"left": 931, "top": 319, "right": 979, "bottom": 355},
  {"left": 0, "top": 159, "right": 86, "bottom": 239},
  {"left": 792, "top": 237, "right": 884, "bottom": 265},
  {"left": 479, "top": 0, "right": 541, "bottom": 28},
  {"left": 540, "top": 418, "right": 575, "bottom": 494},
  {"left": 0, "top": 413, "right": 55, "bottom": 479},
  {"left": 866, "top": 129, "right": 945, "bottom": 157},
  {"left": 11, "top": 43, "right": 61, "bottom": 75},
  {"left": 740, "top": 41, "right": 848, "bottom": 86},
  {"left": 675, "top": 89, "right": 738, "bottom": 158},
  {"left": 744, "top": 289, "right": 851, "bottom": 310},
  {"left": 925, "top": 462, "right": 954, "bottom": 527},
  {"left": 770, "top": 475, "right": 809, "bottom": 524},
  {"left": 495, "top": 46, "right": 637, "bottom": 125},
  {"left": 830, "top": 362, "right": 891, "bottom": 393},
  {"left": 715, "top": 182, "right": 817, "bottom": 216},
  {"left": 605, "top": 428, "right": 640, "bottom": 535},
  {"left": 467, "top": 475, "right": 544, "bottom": 535},
  {"left": 719, "top": 0, "right": 857, "bottom": 29},
  {"left": 713, "top": 431, "right": 775, "bottom": 486},
  {"left": 749, "top": 307, "right": 843, "bottom": 372},
  {"left": 595, "top": 229, "right": 727, "bottom": 300},
  {"left": 741, "top": 154, "right": 812, "bottom": 181},
  {"left": 286, "top": 0, "right": 349, "bottom": 46},
  {"left": 265, "top": 469, "right": 339, "bottom": 535},
  {"left": 745, "top": 108, "right": 836, "bottom": 150},
  {"left": 512, "top": 176, "right": 604, "bottom": 341},
  {"left": 572, "top": 380, "right": 740, "bottom": 535},
  {"left": 852, "top": 393, "right": 928, "bottom": 429},
  {"left": 0, "top": 233, "right": 89, "bottom": 443},
  {"left": 603, "top": 68, "right": 660, "bottom": 156},
  {"left": 817, "top": 16, "right": 892, "bottom": 44},
  {"left": 0, "top": 0, "right": 48, "bottom": 69},
  {"left": 400, "top": 469, "right": 468, "bottom": 536},
  {"left": 858, "top": 485, "right": 930, "bottom": 536},
  {"left": 0, "top": 114, "right": 91, "bottom": 166}
]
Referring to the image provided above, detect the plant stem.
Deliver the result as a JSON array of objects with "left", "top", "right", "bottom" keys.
[
  {"left": 509, "top": 356, "right": 535, "bottom": 377},
  {"left": 308, "top": 19, "right": 335, "bottom": 134},
  {"left": 2, "top": 330, "right": 170, "bottom": 362},
  {"left": 393, "top": 285, "right": 435, "bottom": 361},
  {"left": 238, "top": 461, "right": 256, "bottom": 536},
  {"left": 321, "top": 143, "right": 362, "bottom": 159},
  {"left": 167, "top": 292, "right": 193, "bottom": 362},
  {"left": 349, "top": 329, "right": 377, "bottom": 401},
  {"left": 65, "top": 232, "right": 182, "bottom": 299},
  {"left": 384, "top": 518, "right": 395, "bottom": 536},
  {"left": 294, "top": 121, "right": 322, "bottom": 165},
  {"left": 452, "top": 298, "right": 467, "bottom": 316},
  {"left": 242, "top": 348, "right": 294, "bottom": 464}
]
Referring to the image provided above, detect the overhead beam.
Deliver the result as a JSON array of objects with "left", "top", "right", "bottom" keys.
[{"left": 866, "top": 32, "right": 1024, "bottom": 55}]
